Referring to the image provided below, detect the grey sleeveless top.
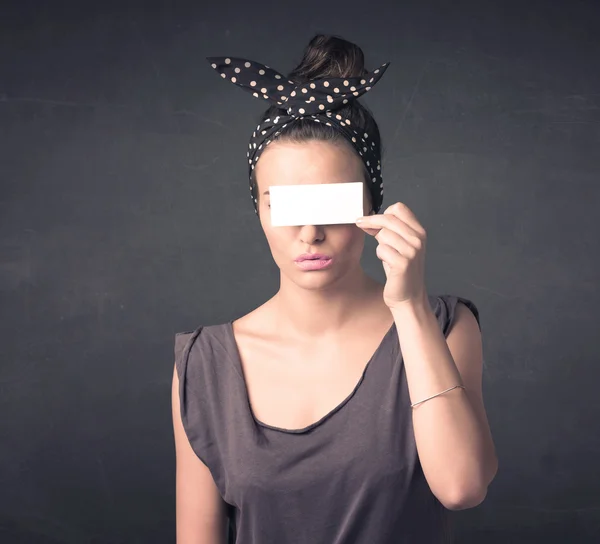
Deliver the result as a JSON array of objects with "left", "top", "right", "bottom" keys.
[{"left": 174, "top": 294, "right": 481, "bottom": 544}]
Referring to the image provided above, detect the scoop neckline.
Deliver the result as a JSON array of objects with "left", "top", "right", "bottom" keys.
[{"left": 226, "top": 319, "right": 397, "bottom": 434}]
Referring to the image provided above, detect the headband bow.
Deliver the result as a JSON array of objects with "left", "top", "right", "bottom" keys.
[{"left": 206, "top": 55, "right": 391, "bottom": 216}]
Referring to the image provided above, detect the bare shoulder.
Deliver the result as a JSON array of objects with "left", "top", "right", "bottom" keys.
[{"left": 231, "top": 299, "right": 280, "bottom": 341}]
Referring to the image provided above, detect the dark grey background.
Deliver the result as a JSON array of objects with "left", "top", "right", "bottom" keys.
[{"left": 1, "top": 0, "right": 599, "bottom": 542}]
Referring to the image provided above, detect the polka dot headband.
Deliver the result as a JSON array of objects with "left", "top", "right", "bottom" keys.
[{"left": 206, "top": 56, "right": 391, "bottom": 216}]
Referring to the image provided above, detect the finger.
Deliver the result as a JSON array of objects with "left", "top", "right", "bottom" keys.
[
  {"left": 374, "top": 228, "right": 419, "bottom": 259},
  {"left": 358, "top": 214, "right": 423, "bottom": 245},
  {"left": 355, "top": 222, "right": 382, "bottom": 237},
  {"left": 382, "top": 203, "right": 426, "bottom": 236},
  {"left": 376, "top": 242, "right": 409, "bottom": 268}
]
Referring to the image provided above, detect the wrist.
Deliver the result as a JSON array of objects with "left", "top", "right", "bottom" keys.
[{"left": 389, "top": 293, "right": 431, "bottom": 318}]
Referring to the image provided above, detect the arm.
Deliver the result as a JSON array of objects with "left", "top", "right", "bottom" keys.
[
  {"left": 172, "top": 364, "right": 228, "bottom": 543},
  {"left": 392, "top": 296, "right": 498, "bottom": 510}
]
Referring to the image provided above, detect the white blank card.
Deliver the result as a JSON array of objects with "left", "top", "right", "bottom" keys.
[{"left": 269, "top": 182, "right": 364, "bottom": 227}]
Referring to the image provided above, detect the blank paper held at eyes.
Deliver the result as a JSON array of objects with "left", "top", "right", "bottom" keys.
[{"left": 269, "top": 182, "right": 364, "bottom": 227}]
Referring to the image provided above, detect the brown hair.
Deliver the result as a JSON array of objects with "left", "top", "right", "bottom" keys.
[{"left": 250, "top": 34, "right": 384, "bottom": 217}]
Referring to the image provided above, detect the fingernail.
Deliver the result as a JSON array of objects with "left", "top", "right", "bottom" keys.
[{"left": 355, "top": 217, "right": 363, "bottom": 223}]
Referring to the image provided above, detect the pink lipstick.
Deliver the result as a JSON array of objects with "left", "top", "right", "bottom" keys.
[{"left": 294, "top": 254, "right": 334, "bottom": 270}]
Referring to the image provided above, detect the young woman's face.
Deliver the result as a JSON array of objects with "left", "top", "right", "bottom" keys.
[{"left": 255, "top": 139, "right": 374, "bottom": 286}]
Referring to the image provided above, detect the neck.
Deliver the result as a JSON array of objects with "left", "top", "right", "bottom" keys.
[{"left": 270, "top": 265, "right": 386, "bottom": 339}]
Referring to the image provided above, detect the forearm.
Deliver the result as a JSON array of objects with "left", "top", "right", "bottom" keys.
[{"left": 391, "top": 296, "right": 497, "bottom": 509}]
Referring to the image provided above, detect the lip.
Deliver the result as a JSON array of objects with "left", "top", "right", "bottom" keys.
[
  {"left": 294, "top": 253, "right": 332, "bottom": 262},
  {"left": 294, "top": 257, "right": 334, "bottom": 271}
]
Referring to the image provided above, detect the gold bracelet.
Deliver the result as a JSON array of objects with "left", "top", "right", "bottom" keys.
[{"left": 410, "top": 384, "right": 466, "bottom": 408}]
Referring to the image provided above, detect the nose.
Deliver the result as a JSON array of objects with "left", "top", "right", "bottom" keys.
[{"left": 299, "top": 224, "right": 325, "bottom": 244}]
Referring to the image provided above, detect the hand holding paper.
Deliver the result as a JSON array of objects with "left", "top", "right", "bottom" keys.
[{"left": 355, "top": 202, "right": 429, "bottom": 310}]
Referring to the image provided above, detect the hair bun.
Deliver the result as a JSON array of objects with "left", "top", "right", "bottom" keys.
[{"left": 288, "top": 34, "right": 368, "bottom": 83}]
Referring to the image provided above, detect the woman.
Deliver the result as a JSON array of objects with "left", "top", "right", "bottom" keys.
[{"left": 172, "top": 34, "right": 498, "bottom": 544}]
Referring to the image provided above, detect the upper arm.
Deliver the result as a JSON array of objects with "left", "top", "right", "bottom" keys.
[
  {"left": 172, "top": 363, "right": 228, "bottom": 544},
  {"left": 446, "top": 302, "right": 484, "bottom": 410},
  {"left": 446, "top": 302, "right": 498, "bottom": 482}
]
